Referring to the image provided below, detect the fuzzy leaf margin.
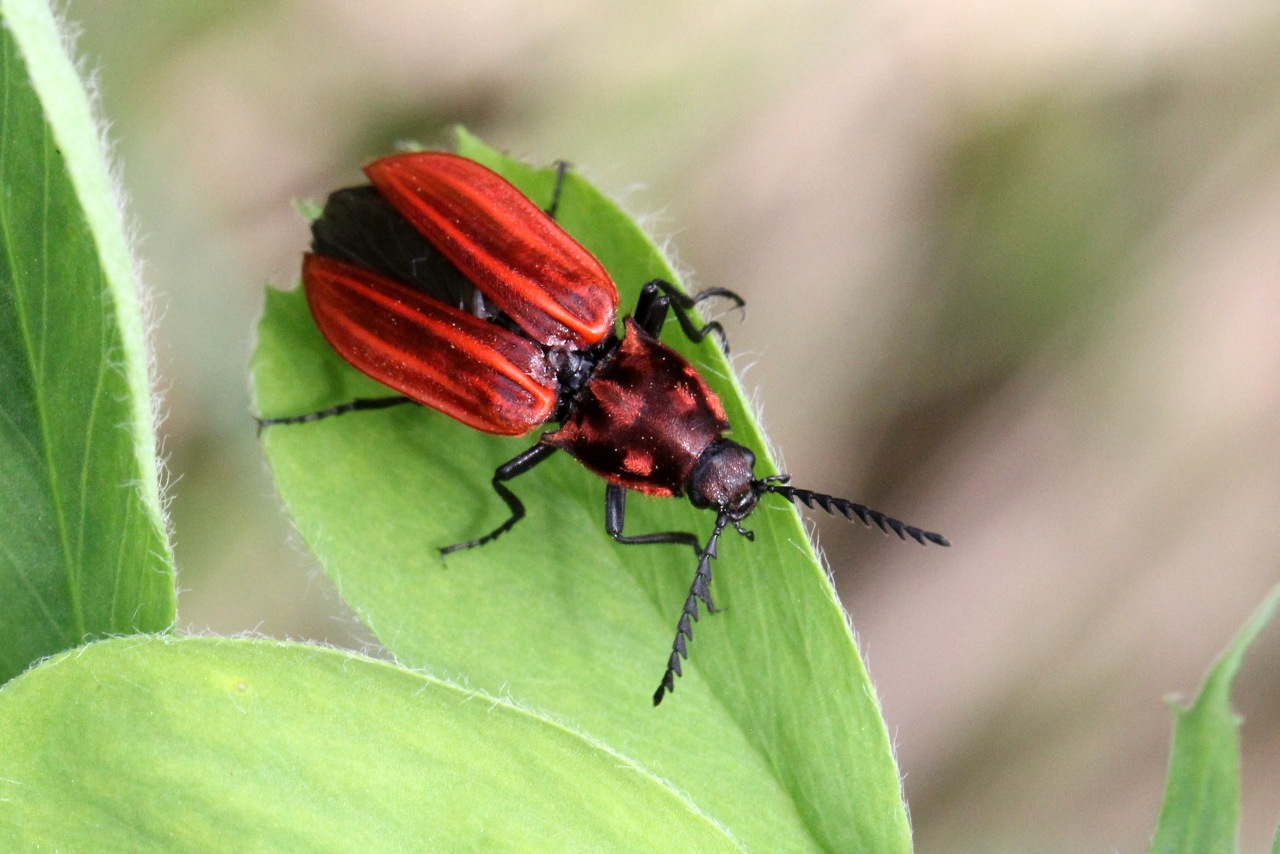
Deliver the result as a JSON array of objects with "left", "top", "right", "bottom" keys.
[{"left": 0, "top": 0, "right": 174, "bottom": 684}]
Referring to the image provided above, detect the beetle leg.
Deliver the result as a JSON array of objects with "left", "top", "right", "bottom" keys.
[
  {"left": 544, "top": 160, "right": 570, "bottom": 219},
  {"left": 440, "top": 442, "right": 560, "bottom": 555},
  {"left": 604, "top": 485, "right": 702, "bottom": 555},
  {"left": 634, "top": 279, "right": 745, "bottom": 353},
  {"left": 255, "top": 395, "right": 414, "bottom": 432}
]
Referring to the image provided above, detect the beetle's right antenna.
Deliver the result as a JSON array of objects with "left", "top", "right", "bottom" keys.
[
  {"left": 756, "top": 478, "right": 950, "bottom": 547},
  {"left": 653, "top": 511, "right": 730, "bottom": 706}
]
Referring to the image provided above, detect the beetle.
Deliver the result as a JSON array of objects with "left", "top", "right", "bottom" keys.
[{"left": 260, "top": 150, "right": 949, "bottom": 704}]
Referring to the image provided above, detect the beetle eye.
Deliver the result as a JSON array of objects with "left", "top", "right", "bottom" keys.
[{"left": 728, "top": 491, "right": 759, "bottom": 522}]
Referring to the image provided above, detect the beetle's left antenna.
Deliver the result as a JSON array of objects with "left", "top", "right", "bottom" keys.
[{"left": 653, "top": 512, "right": 730, "bottom": 705}]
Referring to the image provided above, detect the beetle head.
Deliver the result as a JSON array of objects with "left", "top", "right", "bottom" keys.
[{"left": 687, "top": 439, "right": 759, "bottom": 522}]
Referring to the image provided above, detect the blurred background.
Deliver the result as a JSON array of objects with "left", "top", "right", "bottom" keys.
[{"left": 64, "top": 1, "right": 1280, "bottom": 850}]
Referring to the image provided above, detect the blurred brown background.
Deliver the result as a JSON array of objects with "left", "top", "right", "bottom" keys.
[{"left": 64, "top": 1, "right": 1280, "bottom": 851}]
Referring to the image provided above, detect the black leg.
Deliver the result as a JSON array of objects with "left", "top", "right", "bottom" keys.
[
  {"left": 604, "top": 485, "right": 702, "bottom": 555},
  {"left": 440, "top": 442, "right": 560, "bottom": 555},
  {"left": 545, "top": 160, "right": 570, "bottom": 219},
  {"left": 633, "top": 279, "right": 745, "bottom": 352},
  {"left": 256, "top": 395, "right": 414, "bottom": 432}
]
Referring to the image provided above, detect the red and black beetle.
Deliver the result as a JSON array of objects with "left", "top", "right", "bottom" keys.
[{"left": 260, "top": 150, "right": 948, "bottom": 704}]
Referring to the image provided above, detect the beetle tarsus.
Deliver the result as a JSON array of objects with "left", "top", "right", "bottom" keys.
[
  {"left": 441, "top": 443, "right": 559, "bottom": 555},
  {"left": 544, "top": 160, "right": 570, "bottom": 218},
  {"left": 440, "top": 480, "right": 525, "bottom": 554},
  {"left": 255, "top": 395, "right": 414, "bottom": 434},
  {"left": 689, "top": 287, "right": 745, "bottom": 311}
]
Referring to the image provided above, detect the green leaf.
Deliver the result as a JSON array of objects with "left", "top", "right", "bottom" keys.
[
  {"left": 0, "top": 636, "right": 738, "bottom": 851},
  {"left": 0, "top": 0, "right": 175, "bottom": 683},
  {"left": 254, "top": 128, "right": 912, "bottom": 851},
  {"left": 1149, "top": 585, "right": 1280, "bottom": 854}
]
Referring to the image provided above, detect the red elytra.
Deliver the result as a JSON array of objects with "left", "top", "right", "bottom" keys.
[
  {"left": 265, "top": 150, "right": 949, "bottom": 705},
  {"left": 366, "top": 152, "right": 617, "bottom": 349},
  {"left": 303, "top": 253, "right": 558, "bottom": 436}
]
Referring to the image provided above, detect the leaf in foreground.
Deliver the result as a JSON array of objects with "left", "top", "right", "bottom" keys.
[
  {"left": 0, "top": 636, "right": 737, "bottom": 851},
  {"left": 0, "top": 0, "right": 175, "bottom": 684}
]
